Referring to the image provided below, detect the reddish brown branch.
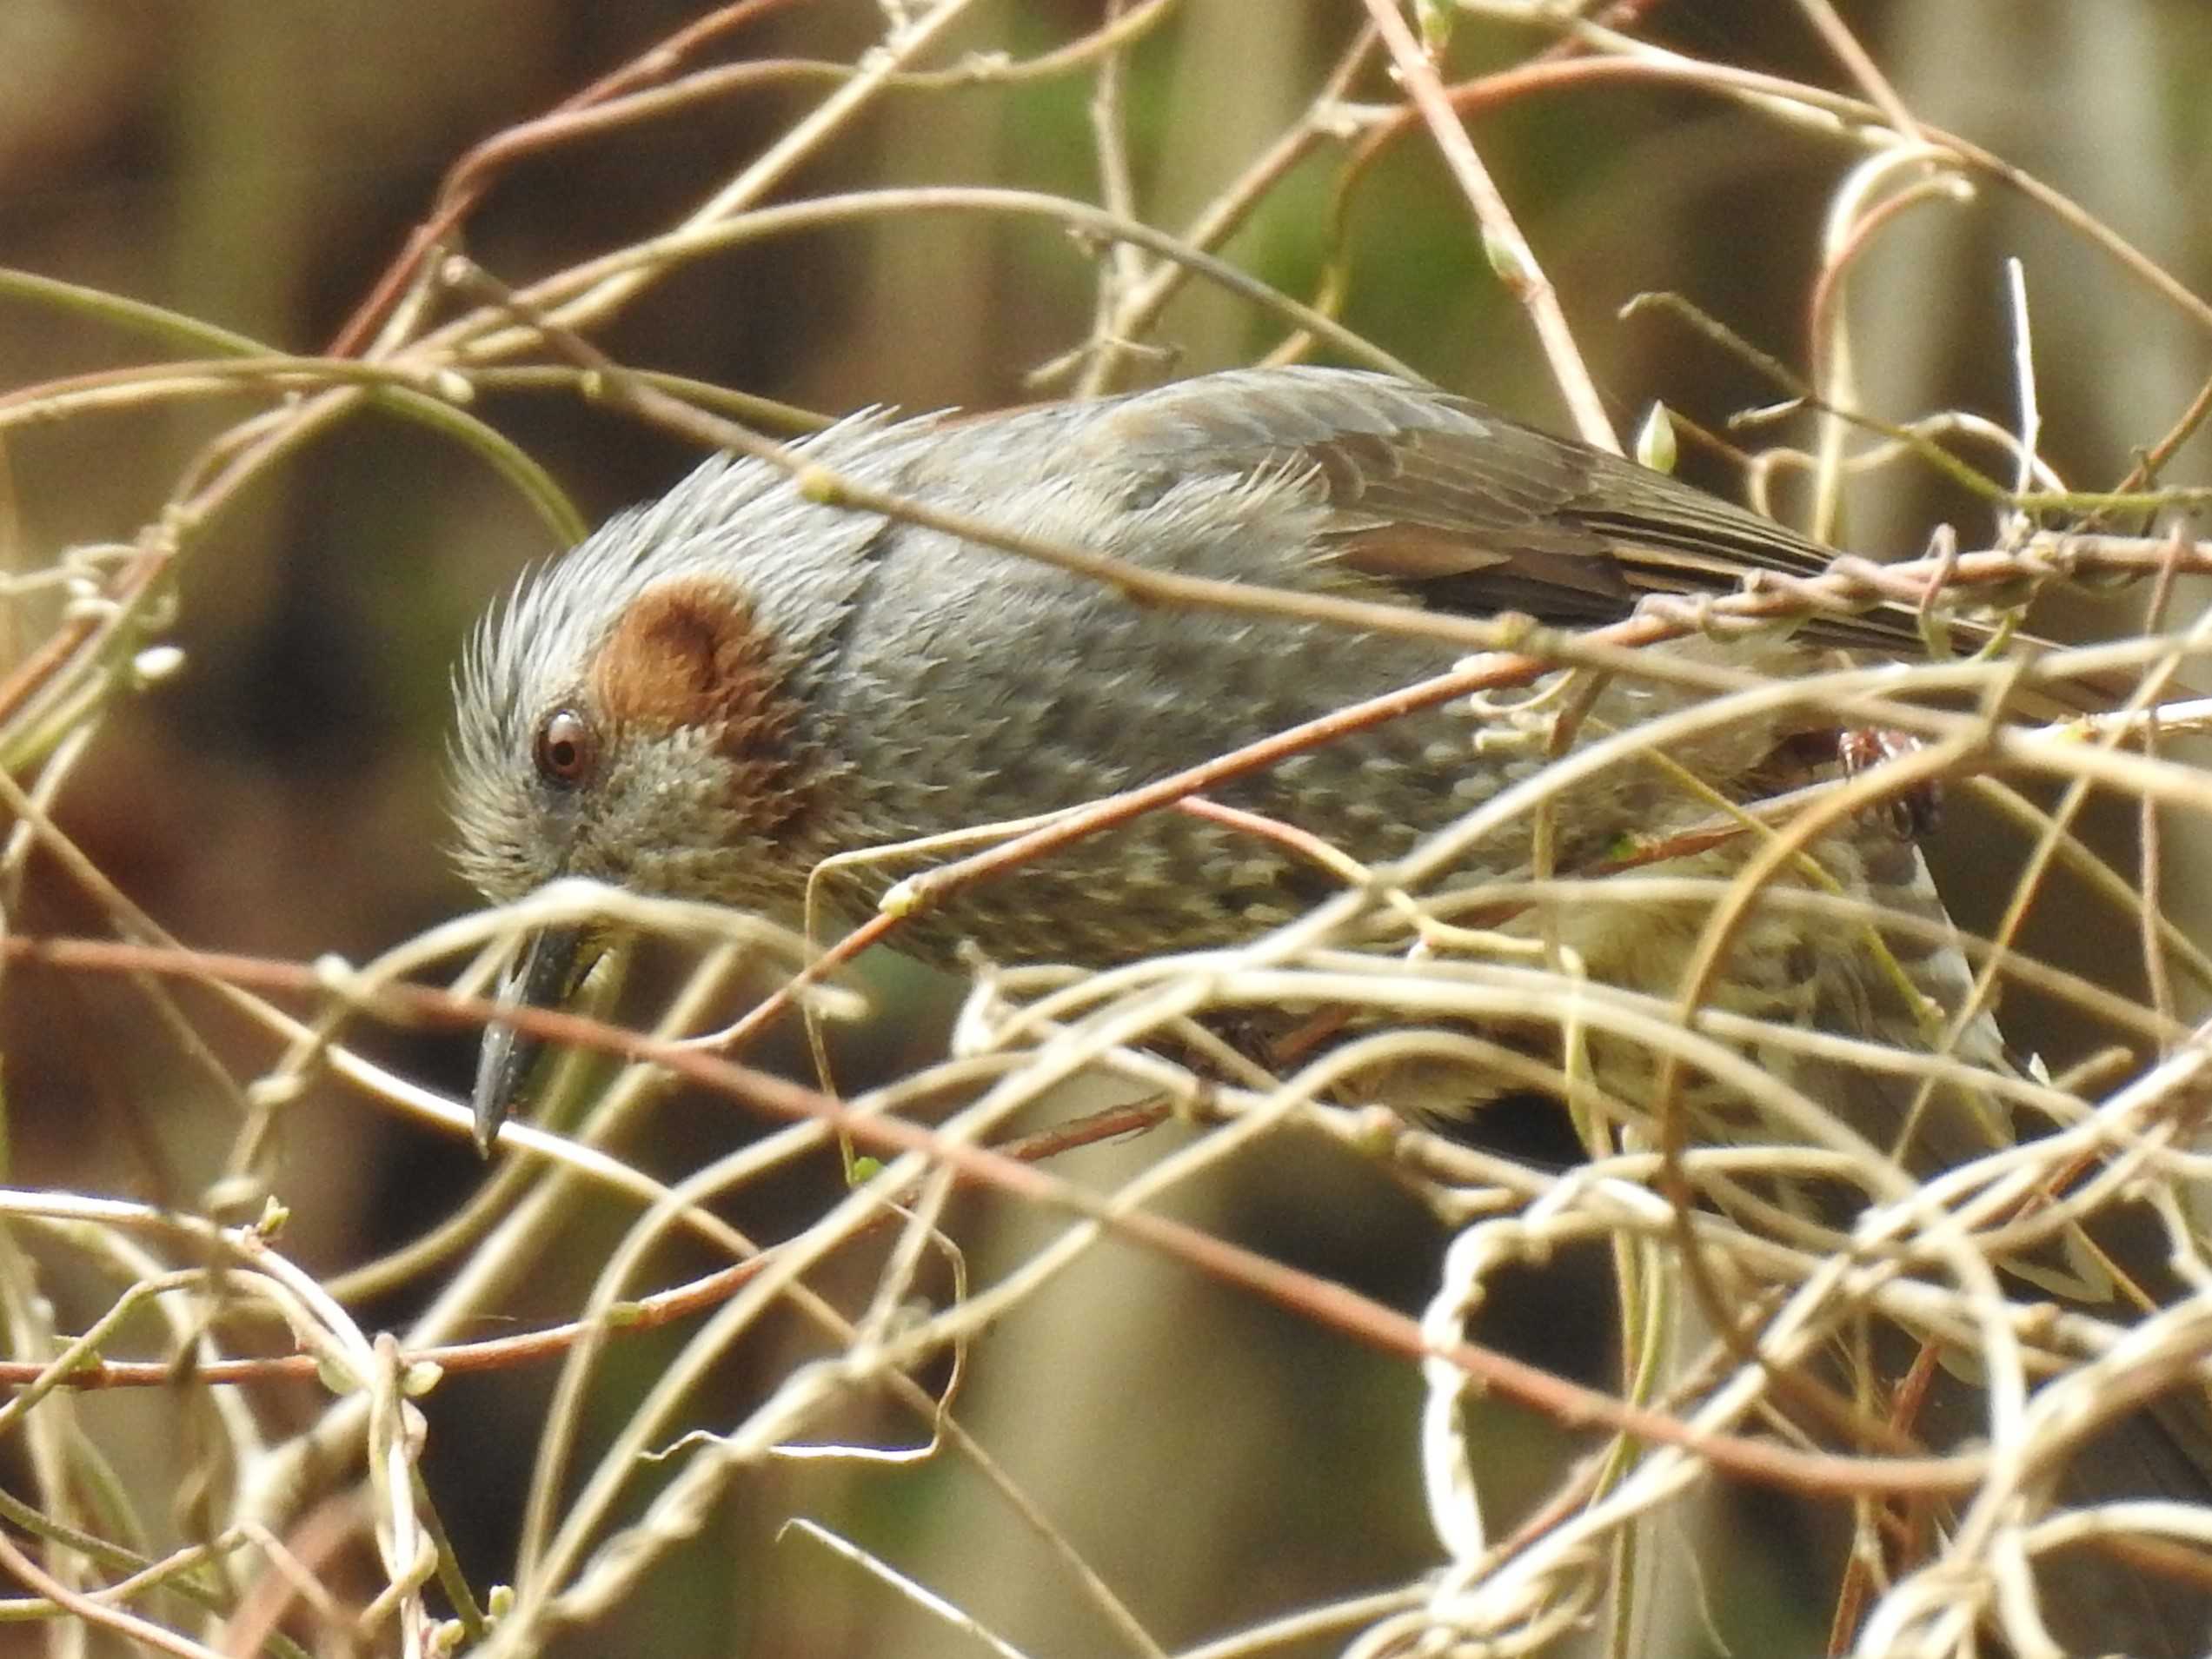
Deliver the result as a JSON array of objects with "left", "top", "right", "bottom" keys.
[{"left": 0, "top": 930, "right": 1983, "bottom": 1500}]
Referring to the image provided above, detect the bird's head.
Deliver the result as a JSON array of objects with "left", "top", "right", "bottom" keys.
[{"left": 448, "top": 452, "right": 881, "bottom": 1152}]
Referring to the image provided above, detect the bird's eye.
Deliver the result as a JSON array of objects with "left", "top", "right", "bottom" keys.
[{"left": 533, "top": 707, "right": 597, "bottom": 787}]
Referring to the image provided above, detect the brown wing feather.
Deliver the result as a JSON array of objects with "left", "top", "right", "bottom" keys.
[{"left": 1067, "top": 367, "right": 1922, "bottom": 650}]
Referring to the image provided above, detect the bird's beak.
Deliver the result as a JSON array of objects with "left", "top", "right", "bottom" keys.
[{"left": 472, "top": 923, "right": 591, "bottom": 1156}]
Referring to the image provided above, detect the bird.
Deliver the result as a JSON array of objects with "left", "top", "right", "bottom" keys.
[{"left": 448, "top": 364, "right": 2209, "bottom": 1653}]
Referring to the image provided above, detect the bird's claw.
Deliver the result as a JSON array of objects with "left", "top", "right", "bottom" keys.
[{"left": 1837, "top": 725, "right": 1941, "bottom": 840}]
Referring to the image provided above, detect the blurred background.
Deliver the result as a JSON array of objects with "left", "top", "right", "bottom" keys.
[{"left": 4, "top": 2, "right": 2212, "bottom": 1654}]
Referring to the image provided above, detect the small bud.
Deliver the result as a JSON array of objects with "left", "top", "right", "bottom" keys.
[
  {"left": 130, "top": 645, "right": 185, "bottom": 686},
  {"left": 1480, "top": 224, "right": 1534, "bottom": 290},
  {"left": 310, "top": 953, "right": 363, "bottom": 995},
  {"left": 1351, "top": 1105, "right": 1400, "bottom": 1157},
  {"left": 402, "top": 1360, "right": 444, "bottom": 1397},
  {"left": 1636, "top": 402, "right": 1678, "bottom": 474},
  {"left": 1415, "top": 0, "right": 1456, "bottom": 54},
  {"left": 244, "top": 1074, "right": 304, "bottom": 1112},
  {"left": 1488, "top": 611, "right": 1536, "bottom": 650}
]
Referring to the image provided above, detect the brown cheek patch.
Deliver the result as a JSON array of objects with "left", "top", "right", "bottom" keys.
[{"left": 589, "top": 578, "right": 814, "bottom": 833}]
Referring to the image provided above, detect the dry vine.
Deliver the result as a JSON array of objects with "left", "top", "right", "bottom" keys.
[{"left": 3, "top": 4, "right": 2212, "bottom": 1657}]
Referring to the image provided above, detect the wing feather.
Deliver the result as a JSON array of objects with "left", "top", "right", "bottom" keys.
[{"left": 1064, "top": 367, "right": 1918, "bottom": 648}]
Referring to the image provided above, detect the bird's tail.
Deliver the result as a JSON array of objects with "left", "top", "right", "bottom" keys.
[{"left": 1663, "top": 825, "right": 2212, "bottom": 1656}]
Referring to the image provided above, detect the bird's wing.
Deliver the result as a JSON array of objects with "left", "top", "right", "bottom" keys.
[{"left": 1060, "top": 366, "right": 1922, "bottom": 649}]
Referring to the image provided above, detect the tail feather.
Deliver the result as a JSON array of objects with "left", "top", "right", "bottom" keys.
[{"left": 1693, "top": 826, "right": 2212, "bottom": 1656}]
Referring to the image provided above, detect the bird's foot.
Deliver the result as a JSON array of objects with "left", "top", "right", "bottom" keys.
[{"left": 1837, "top": 725, "right": 1943, "bottom": 839}]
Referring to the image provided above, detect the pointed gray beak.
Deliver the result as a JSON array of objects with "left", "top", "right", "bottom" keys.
[{"left": 472, "top": 924, "right": 590, "bottom": 1155}]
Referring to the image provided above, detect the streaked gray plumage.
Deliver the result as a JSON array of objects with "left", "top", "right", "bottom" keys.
[
  {"left": 450, "top": 366, "right": 2209, "bottom": 1654},
  {"left": 454, "top": 369, "right": 1852, "bottom": 956}
]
